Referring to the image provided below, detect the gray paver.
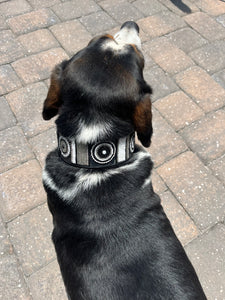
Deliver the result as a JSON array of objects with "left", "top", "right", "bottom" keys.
[
  {"left": 6, "top": 82, "right": 54, "bottom": 138},
  {"left": 0, "top": 126, "right": 34, "bottom": 173},
  {"left": 80, "top": 11, "right": 117, "bottom": 35},
  {"left": 0, "top": 30, "right": 25, "bottom": 65},
  {"left": 190, "top": 41, "right": 225, "bottom": 74},
  {"left": 100, "top": 0, "right": 144, "bottom": 23},
  {"left": 52, "top": 0, "right": 100, "bottom": 21},
  {"left": 157, "top": 151, "right": 225, "bottom": 230},
  {"left": 133, "top": 0, "right": 167, "bottom": 17},
  {"left": 28, "top": 260, "right": 67, "bottom": 300},
  {"left": 212, "top": 69, "right": 225, "bottom": 90},
  {"left": 166, "top": 27, "right": 207, "bottom": 53},
  {"left": 0, "top": 97, "right": 16, "bottom": 131},
  {"left": 185, "top": 224, "right": 225, "bottom": 300},
  {"left": 8, "top": 204, "right": 55, "bottom": 276},
  {"left": 0, "top": 217, "right": 31, "bottom": 299},
  {"left": 143, "top": 65, "right": 179, "bottom": 101}
]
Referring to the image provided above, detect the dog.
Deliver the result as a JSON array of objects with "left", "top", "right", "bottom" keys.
[{"left": 42, "top": 21, "right": 207, "bottom": 300}]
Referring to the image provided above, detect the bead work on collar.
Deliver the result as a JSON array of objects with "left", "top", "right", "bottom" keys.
[{"left": 58, "top": 132, "right": 135, "bottom": 169}]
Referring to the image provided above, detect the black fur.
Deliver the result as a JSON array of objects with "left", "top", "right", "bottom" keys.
[{"left": 43, "top": 28, "right": 206, "bottom": 300}]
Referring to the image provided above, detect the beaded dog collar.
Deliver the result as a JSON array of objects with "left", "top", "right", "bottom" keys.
[{"left": 58, "top": 132, "right": 135, "bottom": 169}]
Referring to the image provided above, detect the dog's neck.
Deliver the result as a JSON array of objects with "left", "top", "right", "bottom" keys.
[{"left": 57, "top": 131, "right": 135, "bottom": 169}]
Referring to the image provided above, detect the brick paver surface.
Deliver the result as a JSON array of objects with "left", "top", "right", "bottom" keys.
[{"left": 0, "top": 1, "right": 224, "bottom": 299}]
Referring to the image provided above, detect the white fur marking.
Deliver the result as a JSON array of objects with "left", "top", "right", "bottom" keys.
[
  {"left": 76, "top": 121, "right": 112, "bottom": 144},
  {"left": 43, "top": 151, "right": 151, "bottom": 202},
  {"left": 114, "top": 27, "right": 141, "bottom": 50},
  {"left": 102, "top": 40, "right": 128, "bottom": 53},
  {"left": 142, "top": 174, "right": 152, "bottom": 188}
]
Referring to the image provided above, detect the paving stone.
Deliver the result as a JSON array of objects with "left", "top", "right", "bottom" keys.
[
  {"left": 157, "top": 152, "right": 225, "bottom": 230},
  {"left": 27, "top": 0, "right": 60, "bottom": 8},
  {"left": 0, "top": 65, "right": 22, "bottom": 96},
  {"left": 50, "top": 21, "right": 92, "bottom": 56},
  {"left": 6, "top": 82, "right": 54, "bottom": 137},
  {"left": 0, "top": 30, "right": 25, "bottom": 65},
  {"left": 27, "top": 260, "right": 67, "bottom": 300},
  {"left": 212, "top": 69, "right": 225, "bottom": 90},
  {"left": 0, "top": 217, "right": 11, "bottom": 256},
  {"left": 166, "top": 28, "right": 207, "bottom": 53},
  {"left": 139, "top": 11, "right": 185, "bottom": 38},
  {"left": 146, "top": 108, "right": 187, "bottom": 167},
  {"left": 12, "top": 48, "right": 69, "bottom": 84},
  {"left": 143, "top": 65, "right": 179, "bottom": 101},
  {"left": 133, "top": 0, "right": 167, "bottom": 17},
  {"left": 0, "top": 97, "right": 16, "bottom": 131},
  {"left": 195, "top": 0, "right": 225, "bottom": 16},
  {"left": 29, "top": 127, "right": 57, "bottom": 167},
  {"left": 181, "top": 110, "right": 225, "bottom": 163},
  {"left": 80, "top": 11, "right": 117, "bottom": 35},
  {"left": 0, "top": 0, "right": 31, "bottom": 18},
  {"left": 17, "top": 29, "right": 59, "bottom": 55},
  {"left": 184, "top": 12, "right": 225, "bottom": 41},
  {"left": 208, "top": 154, "right": 225, "bottom": 185},
  {"left": 146, "top": 38, "right": 194, "bottom": 75},
  {"left": 158, "top": 0, "right": 199, "bottom": 16},
  {"left": 216, "top": 14, "right": 225, "bottom": 27},
  {"left": 7, "top": 8, "right": 59, "bottom": 35},
  {"left": 190, "top": 41, "right": 225, "bottom": 74},
  {"left": 0, "top": 15, "right": 7, "bottom": 30},
  {"left": 99, "top": 0, "right": 143, "bottom": 23},
  {"left": 0, "top": 217, "right": 31, "bottom": 299},
  {"left": 0, "top": 253, "right": 31, "bottom": 299},
  {"left": 7, "top": 204, "right": 55, "bottom": 276},
  {"left": 0, "top": 160, "right": 45, "bottom": 221},
  {"left": 175, "top": 66, "right": 225, "bottom": 113},
  {"left": 185, "top": 224, "right": 225, "bottom": 300},
  {"left": 151, "top": 170, "right": 167, "bottom": 194},
  {"left": 52, "top": 0, "right": 100, "bottom": 21},
  {"left": 154, "top": 91, "right": 204, "bottom": 130},
  {"left": 160, "top": 190, "right": 199, "bottom": 246},
  {"left": 0, "top": 126, "right": 33, "bottom": 173}
]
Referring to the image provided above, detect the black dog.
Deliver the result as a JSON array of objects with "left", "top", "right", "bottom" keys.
[{"left": 42, "top": 21, "right": 206, "bottom": 300}]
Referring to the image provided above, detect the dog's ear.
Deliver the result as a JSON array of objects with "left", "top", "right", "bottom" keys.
[
  {"left": 133, "top": 94, "right": 153, "bottom": 148},
  {"left": 42, "top": 63, "right": 64, "bottom": 120}
]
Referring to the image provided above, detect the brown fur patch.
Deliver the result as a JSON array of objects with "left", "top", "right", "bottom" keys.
[
  {"left": 133, "top": 94, "right": 152, "bottom": 147},
  {"left": 131, "top": 44, "right": 144, "bottom": 68},
  {"left": 42, "top": 65, "right": 62, "bottom": 120},
  {"left": 104, "top": 34, "right": 114, "bottom": 40}
]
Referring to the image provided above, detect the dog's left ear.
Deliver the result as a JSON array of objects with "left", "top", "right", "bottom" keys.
[
  {"left": 133, "top": 94, "right": 153, "bottom": 148},
  {"left": 42, "top": 63, "right": 64, "bottom": 120}
]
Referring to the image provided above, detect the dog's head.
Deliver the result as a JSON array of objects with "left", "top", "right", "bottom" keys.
[{"left": 42, "top": 21, "right": 152, "bottom": 147}]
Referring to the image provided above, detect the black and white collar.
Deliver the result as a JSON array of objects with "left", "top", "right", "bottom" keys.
[{"left": 58, "top": 132, "right": 135, "bottom": 169}]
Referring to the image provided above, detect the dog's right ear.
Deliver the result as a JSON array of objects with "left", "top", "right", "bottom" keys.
[{"left": 42, "top": 63, "right": 64, "bottom": 120}]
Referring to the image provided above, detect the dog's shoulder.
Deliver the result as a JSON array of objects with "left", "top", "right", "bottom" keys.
[{"left": 42, "top": 145, "right": 154, "bottom": 203}]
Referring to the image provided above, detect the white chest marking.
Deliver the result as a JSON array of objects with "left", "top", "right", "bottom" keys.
[{"left": 43, "top": 151, "right": 151, "bottom": 202}]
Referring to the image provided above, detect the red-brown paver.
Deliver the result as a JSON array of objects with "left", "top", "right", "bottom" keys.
[
  {"left": 12, "top": 48, "right": 69, "bottom": 84},
  {"left": 154, "top": 91, "right": 204, "bottom": 130},
  {"left": 157, "top": 152, "right": 225, "bottom": 230},
  {"left": 0, "top": 160, "right": 45, "bottom": 221},
  {"left": 175, "top": 66, "right": 225, "bottom": 112},
  {"left": 7, "top": 8, "right": 59, "bottom": 35}
]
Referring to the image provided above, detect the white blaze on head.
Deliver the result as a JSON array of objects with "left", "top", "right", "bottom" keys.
[
  {"left": 103, "top": 21, "right": 141, "bottom": 53},
  {"left": 114, "top": 21, "right": 141, "bottom": 50}
]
